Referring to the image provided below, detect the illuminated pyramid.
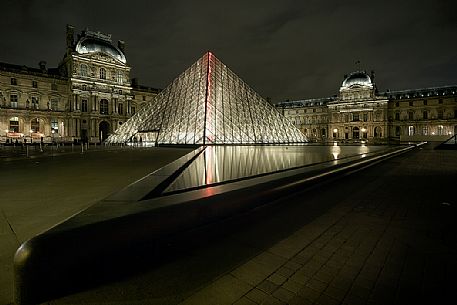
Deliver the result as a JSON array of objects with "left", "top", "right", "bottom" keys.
[{"left": 107, "top": 52, "right": 306, "bottom": 144}]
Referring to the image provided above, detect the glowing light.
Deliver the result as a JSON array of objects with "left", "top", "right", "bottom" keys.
[
  {"left": 333, "top": 128, "right": 338, "bottom": 133},
  {"left": 361, "top": 127, "right": 367, "bottom": 132}
]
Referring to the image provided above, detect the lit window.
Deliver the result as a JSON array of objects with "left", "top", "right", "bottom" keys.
[
  {"left": 11, "top": 78, "right": 17, "bottom": 85},
  {"left": 32, "top": 81, "right": 38, "bottom": 88},
  {"left": 118, "top": 103, "right": 123, "bottom": 115},
  {"left": 31, "top": 118, "right": 40, "bottom": 132},
  {"left": 9, "top": 117, "right": 19, "bottom": 132},
  {"left": 51, "top": 118, "right": 58, "bottom": 133},
  {"left": 100, "top": 99, "right": 108, "bottom": 114},
  {"left": 408, "top": 125, "right": 414, "bottom": 136},
  {"left": 81, "top": 99, "right": 88, "bottom": 112},
  {"left": 80, "top": 64, "right": 88, "bottom": 77},
  {"left": 438, "top": 125, "right": 444, "bottom": 135},
  {"left": 116, "top": 71, "right": 123, "bottom": 84},
  {"left": 100, "top": 68, "right": 106, "bottom": 80},
  {"left": 10, "top": 95, "right": 18, "bottom": 108},
  {"left": 422, "top": 126, "right": 428, "bottom": 135}
]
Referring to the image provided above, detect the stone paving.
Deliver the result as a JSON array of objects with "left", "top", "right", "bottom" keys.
[{"left": 44, "top": 143, "right": 456, "bottom": 305}]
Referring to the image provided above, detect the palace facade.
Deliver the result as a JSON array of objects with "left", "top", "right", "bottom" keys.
[
  {"left": 276, "top": 71, "right": 457, "bottom": 142},
  {"left": 0, "top": 25, "right": 159, "bottom": 144}
]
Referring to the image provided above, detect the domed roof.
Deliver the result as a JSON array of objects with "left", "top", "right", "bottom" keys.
[
  {"left": 341, "top": 71, "right": 373, "bottom": 88},
  {"left": 75, "top": 37, "right": 126, "bottom": 63}
]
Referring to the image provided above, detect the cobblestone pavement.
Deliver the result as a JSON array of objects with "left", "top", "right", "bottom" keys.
[{"left": 48, "top": 143, "right": 456, "bottom": 305}]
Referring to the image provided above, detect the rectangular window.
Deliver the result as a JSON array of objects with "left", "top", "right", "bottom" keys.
[
  {"left": 395, "top": 112, "right": 400, "bottom": 120},
  {"left": 100, "top": 100, "right": 109, "bottom": 115},
  {"left": 454, "top": 109, "right": 457, "bottom": 118},
  {"left": 438, "top": 109, "right": 443, "bottom": 119},
  {"left": 51, "top": 119, "right": 58, "bottom": 133},
  {"left": 437, "top": 125, "right": 444, "bottom": 135},
  {"left": 81, "top": 99, "right": 88, "bottom": 112},
  {"left": 423, "top": 100, "right": 427, "bottom": 105},
  {"left": 408, "top": 125, "right": 414, "bottom": 136},
  {"left": 395, "top": 101, "right": 399, "bottom": 107},
  {"left": 9, "top": 118, "right": 19, "bottom": 132},
  {"left": 395, "top": 126, "right": 401, "bottom": 136},
  {"left": 409, "top": 101, "right": 413, "bottom": 106},
  {"left": 51, "top": 83, "right": 57, "bottom": 90},
  {"left": 363, "top": 113, "right": 368, "bottom": 122},
  {"left": 116, "top": 71, "right": 123, "bottom": 84},
  {"left": 118, "top": 103, "right": 123, "bottom": 115},
  {"left": 32, "top": 97, "right": 39, "bottom": 109},
  {"left": 142, "top": 95, "right": 146, "bottom": 101},
  {"left": 353, "top": 113, "right": 359, "bottom": 121},
  {"left": 10, "top": 95, "right": 18, "bottom": 108},
  {"left": 32, "top": 80, "right": 38, "bottom": 88},
  {"left": 438, "top": 99, "right": 443, "bottom": 104},
  {"left": 422, "top": 126, "right": 428, "bottom": 135},
  {"left": 423, "top": 111, "right": 428, "bottom": 119},
  {"left": 131, "top": 106, "right": 136, "bottom": 115},
  {"left": 51, "top": 99, "right": 58, "bottom": 111},
  {"left": 11, "top": 78, "right": 17, "bottom": 85},
  {"left": 408, "top": 112, "right": 414, "bottom": 120}
]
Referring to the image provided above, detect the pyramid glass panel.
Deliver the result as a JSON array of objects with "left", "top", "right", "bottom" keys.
[{"left": 107, "top": 52, "right": 306, "bottom": 145}]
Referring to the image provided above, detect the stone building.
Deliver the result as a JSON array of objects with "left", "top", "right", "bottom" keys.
[
  {"left": 0, "top": 25, "right": 159, "bottom": 144},
  {"left": 277, "top": 71, "right": 457, "bottom": 142}
]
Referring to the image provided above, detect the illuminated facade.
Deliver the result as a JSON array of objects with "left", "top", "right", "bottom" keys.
[
  {"left": 277, "top": 71, "right": 457, "bottom": 142},
  {"left": 107, "top": 52, "right": 305, "bottom": 145},
  {"left": 0, "top": 25, "right": 159, "bottom": 144}
]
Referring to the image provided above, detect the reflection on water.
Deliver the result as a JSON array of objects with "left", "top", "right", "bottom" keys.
[{"left": 165, "top": 145, "right": 389, "bottom": 193}]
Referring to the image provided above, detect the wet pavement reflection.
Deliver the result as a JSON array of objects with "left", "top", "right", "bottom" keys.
[{"left": 165, "top": 144, "right": 391, "bottom": 193}]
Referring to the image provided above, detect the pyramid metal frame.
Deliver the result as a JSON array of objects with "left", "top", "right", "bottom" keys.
[{"left": 107, "top": 52, "right": 306, "bottom": 145}]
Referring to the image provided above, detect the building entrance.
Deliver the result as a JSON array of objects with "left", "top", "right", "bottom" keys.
[{"left": 99, "top": 121, "right": 110, "bottom": 142}]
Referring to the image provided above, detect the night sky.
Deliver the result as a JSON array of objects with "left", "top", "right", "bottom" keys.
[{"left": 1, "top": 0, "right": 456, "bottom": 102}]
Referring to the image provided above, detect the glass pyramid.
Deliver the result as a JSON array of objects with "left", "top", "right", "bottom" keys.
[{"left": 107, "top": 52, "right": 306, "bottom": 145}]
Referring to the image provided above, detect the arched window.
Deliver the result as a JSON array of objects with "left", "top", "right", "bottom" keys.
[
  {"left": 80, "top": 64, "right": 88, "bottom": 77},
  {"left": 31, "top": 118, "right": 40, "bottom": 132},
  {"left": 99, "top": 68, "right": 106, "bottom": 80},
  {"left": 9, "top": 117, "right": 19, "bottom": 132},
  {"left": 100, "top": 99, "right": 109, "bottom": 114}
]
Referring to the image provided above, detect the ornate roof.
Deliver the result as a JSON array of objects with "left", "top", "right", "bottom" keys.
[{"left": 75, "top": 35, "right": 126, "bottom": 63}]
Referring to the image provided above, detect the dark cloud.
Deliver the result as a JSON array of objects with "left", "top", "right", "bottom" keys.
[{"left": 0, "top": 0, "right": 455, "bottom": 101}]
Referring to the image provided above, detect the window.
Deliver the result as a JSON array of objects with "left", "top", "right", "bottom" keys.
[
  {"left": 32, "top": 81, "right": 38, "bottom": 88},
  {"left": 131, "top": 106, "right": 136, "bottom": 115},
  {"left": 100, "top": 68, "right": 106, "bottom": 80},
  {"left": 423, "top": 100, "right": 427, "bottom": 105},
  {"left": 81, "top": 99, "right": 88, "bottom": 112},
  {"left": 80, "top": 64, "right": 88, "bottom": 77},
  {"left": 142, "top": 95, "right": 146, "bottom": 101},
  {"left": 437, "top": 125, "right": 444, "bottom": 135},
  {"left": 353, "top": 113, "right": 359, "bottom": 121},
  {"left": 82, "top": 84, "right": 87, "bottom": 91},
  {"left": 51, "top": 83, "right": 57, "bottom": 90},
  {"left": 118, "top": 103, "right": 123, "bottom": 115},
  {"left": 116, "top": 71, "right": 123, "bottom": 84},
  {"left": 395, "top": 112, "right": 400, "bottom": 120},
  {"left": 9, "top": 117, "right": 19, "bottom": 132},
  {"left": 10, "top": 95, "right": 18, "bottom": 108},
  {"left": 454, "top": 109, "right": 457, "bottom": 118},
  {"left": 422, "top": 126, "right": 428, "bottom": 135},
  {"left": 409, "top": 101, "right": 413, "bottom": 106},
  {"left": 423, "top": 111, "right": 428, "bottom": 119},
  {"left": 363, "top": 113, "right": 368, "bottom": 122},
  {"left": 408, "top": 112, "right": 414, "bottom": 120},
  {"left": 395, "top": 102, "right": 399, "bottom": 107},
  {"left": 51, "top": 118, "right": 58, "bottom": 133},
  {"left": 11, "top": 78, "right": 17, "bottom": 85},
  {"left": 408, "top": 125, "right": 414, "bottom": 136},
  {"left": 395, "top": 126, "right": 400, "bottom": 136},
  {"left": 100, "top": 99, "right": 108, "bottom": 114},
  {"left": 32, "top": 97, "right": 39, "bottom": 109},
  {"left": 51, "top": 99, "right": 58, "bottom": 111},
  {"left": 31, "top": 118, "right": 40, "bottom": 132},
  {"left": 438, "top": 109, "right": 443, "bottom": 119},
  {"left": 438, "top": 99, "right": 443, "bottom": 104}
]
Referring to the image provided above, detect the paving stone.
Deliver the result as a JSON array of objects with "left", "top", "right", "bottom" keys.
[
  {"left": 246, "top": 288, "right": 270, "bottom": 304},
  {"left": 233, "top": 297, "right": 258, "bottom": 305},
  {"left": 272, "top": 287, "right": 296, "bottom": 303},
  {"left": 268, "top": 273, "right": 288, "bottom": 286},
  {"left": 305, "top": 278, "right": 328, "bottom": 293},
  {"left": 257, "top": 280, "right": 279, "bottom": 294},
  {"left": 282, "top": 279, "right": 302, "bottom": 294},
  {"left": 315, "top": 293, "right": 340, "bottom": 305},
  {"left": 297, "top": 285, "right": 321, "bottom": 302},
  {"left": 276, "top": 266, "right": 295, "bottom": 278}
]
